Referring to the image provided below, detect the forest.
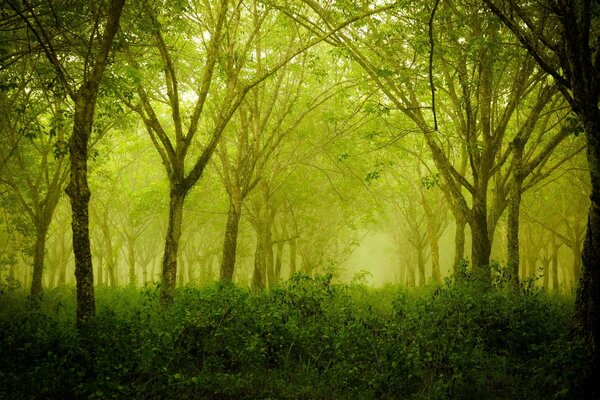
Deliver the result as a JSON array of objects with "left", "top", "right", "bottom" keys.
[{"left": 0, "top": 0, "right": 598, "bottom": 398}]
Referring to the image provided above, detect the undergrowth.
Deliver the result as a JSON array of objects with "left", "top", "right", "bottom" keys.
[{"left": 0, "top": 275, "right": 587, "bottom": 399}]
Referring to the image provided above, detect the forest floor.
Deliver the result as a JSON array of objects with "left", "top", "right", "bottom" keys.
[{"left": 0, "top": 274, "right": 589, "bottom": 399}]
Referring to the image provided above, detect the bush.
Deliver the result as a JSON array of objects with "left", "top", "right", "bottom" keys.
[{"left": 0, "top": 276, "right": 584, "bottom": 399}]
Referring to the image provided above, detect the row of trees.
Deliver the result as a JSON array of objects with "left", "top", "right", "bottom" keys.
[{"left": 1, "top": 0, "right": 598, "bottom": 393}]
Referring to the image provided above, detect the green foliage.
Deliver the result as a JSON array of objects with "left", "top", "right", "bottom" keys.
[{"left": 0, "top": 277, "right": 587, "bottom": 399}]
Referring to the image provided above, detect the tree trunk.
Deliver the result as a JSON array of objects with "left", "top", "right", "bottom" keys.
[
  {"left": 252, "top": 235, "right": 265, "bottom": 290},
  {"left": 97, "top": 253, "right": 104, "bottom": 286},
  {"left": 572, "top": 243, "right": 582, "bottom": 285},
  {"left": 470, "top": 200, "right": 492, "bottom": 283},
  {"left": 265, "top": 229, "right": 274, "bottom": 287},
  {"left": 127, "top": 237, "right": 136, "bottom": 287},
  {"left": 220, "top": 199, "right": 242, "bottom": 283},
  {"left": 289, "top": 239, "right": 297, "bottom": 278},
  {"left": 66, "top": 86, "right": 96, "bottom": 327},
  {"left": 551, "top": 242, "right": 560, "bottom": 292},
  {"left": 574, "top": 113, "right": 600, "bottom": 394},
  {"left": 417, "top": 247, "right": 426, "bottom": 286},
  {"left": 527, "top": 256, "right": 537, "bottom": 280},
  {"left": 541, "top": 257, "right": 550, "bottom": 290},
  {"left": 160, "top": 188, "right": 186, "bottom": 304},
  {"left": 274, "top": 241, "right": 284, "bottom": 282},
  {"left": 507, "top": 141, "right": 524, "bottom": 290},
  {"left": 30, "top": 223, "right": 49, "bottom": 296},
  {"left": 453, "top": 214, "right": 466, "bottom": 274}
]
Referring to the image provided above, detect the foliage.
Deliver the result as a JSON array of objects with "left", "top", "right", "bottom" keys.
[{"left": 0, "top": 276, "right": 587, "bottom": 399}]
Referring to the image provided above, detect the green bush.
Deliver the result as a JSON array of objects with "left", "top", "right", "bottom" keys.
[{"left": 0, "top": 276, "right": 585, "bottom": 399}]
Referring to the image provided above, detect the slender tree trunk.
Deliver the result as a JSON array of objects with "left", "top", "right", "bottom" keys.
[
  {"left": 127, "top": 237, "right": 136, "bottom": 287},
  {"left": 160, "top": 188, "right": 186, "bottom": 304},
  {"left": 507, "top": 141, "right": 524, "bottom": 290},
  {"left": 406, "top": 261, "right": 416, "bottom": 287},
  {"left": 542, "top": 258, "right": 550, "bottom": 290},
  {"left": 97, "top": 253, "right": 104, "bottom": 286},
  {"left": 252, "top": 235, "right": 265, "bottom": 290},
  {"left": 527, "top": 256, "right": 537, "bottom": 279},
  {"left": 551, "top": 242, "right": 560, "bottom": 291},
  {"left": 30, "top": 222, "right": 49, "bottom": 296},
  {"left": 274, "top": 241, "right": 284, "bottom": 282},
  {"left": 265, "top": 229, "right": 274, "bottom": 287},
  {"left": 417, "top": 247, "right": 426, "bottom": 286},
  {"left": 289, "top": 239, "right": 297, "bottom": 278},
  {"left": 178, "top": 255, "right": 185, "bottom": 287},
  {"left": 220, "top": 199, "right": 242, "bottom": 283},
  {"left": 141, "top": 261, "right": 148, "bottom": 285},
  {"left": 572, "top": 243, "right": 582, "bottom": 285}
]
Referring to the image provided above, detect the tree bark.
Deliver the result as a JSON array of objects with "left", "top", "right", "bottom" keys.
[
  {"left": 574, "top": 115, "right": 600, "bottom": 389},
  {"left": 160, "top": 188, "right": 186, "bottom": 303},
  {"left": 66, "top": 85, "right": 96, "bottom": 327},
  {"left": 30, "top": 222, "right": 49, "bottom": 296},
  {"left": 470, "top": 198, "right": 492, "bottom": 283},
  {"left": 453, "top": 214, "right": 466, "bottom": 274},
  {"left": 507, "top": 138, "right": 524, "bottom": 290},
  {"left": 219, "top": 199, "right": 242, "bottom": 283}
]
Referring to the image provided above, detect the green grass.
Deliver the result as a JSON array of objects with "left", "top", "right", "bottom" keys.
[{"left": 0, "top": 275, "right": 588, "bottom": 399}]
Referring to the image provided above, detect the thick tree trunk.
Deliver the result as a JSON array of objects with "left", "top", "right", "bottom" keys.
[
  {"left": 453, "top": 214, "right": 466, "bottom": 274},
  {"left": 470, "top": 201, "right": 492, "bottom": 283},
  {"left": 574, "top": 113, "right": 600, "bottom": 395},
  {"left": 66, "top": 87, "right": 95, "bottom": 327},
  {"left": 220, "top": 199, "right": 242, "bottom": 283},
  {"left": 30, "top": 223, "right": 49, "bottom": 296},
  {"left": 160, "top": 188, "right": 186, "bottom": 304}
]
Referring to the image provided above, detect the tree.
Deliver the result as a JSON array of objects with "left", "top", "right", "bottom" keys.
[
  {"left": 481, "top": 0, "right": 600, "bottom": 392},
  {"left": 5, "top": 0, "right": 126, "bottom": 326}
]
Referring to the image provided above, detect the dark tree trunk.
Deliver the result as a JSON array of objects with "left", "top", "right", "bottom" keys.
[
  {"left": 574, "top": 113, "right": 600, "bottom": 394},
  {"left": 66, "top": 86, "right": 96, "bottom": 327},
  {"left": 220, "top": 199, "right": 242, "bottom": 283},
  {"left": 252, "top": 235, "right": 265, "bottom": 290},
  {"left": 160, "top": 188, "right": 185, "bottom": 304},
  {"left": 453, "top": 214, "right": 466, "bottom": 273},
  {"left": 507, "top": 140, "right": 524, "bottom": 290},
  {"left": 30, "top": 222, "right": 49, "bottom": 296},
  {"left": 470, "top": 200, "right": 492, "bottom": 283}
]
